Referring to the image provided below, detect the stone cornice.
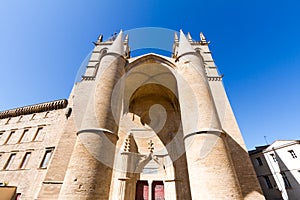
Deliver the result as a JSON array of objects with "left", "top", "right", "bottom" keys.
[
  {"left": 81, "top": 76, "right": 96, "bottom": 81},
  {"left": 0, "top": 99, "right": 68, "bottom": 119},
  {"left": 207, "top": 75, "right": 224, "bottom": 81}
]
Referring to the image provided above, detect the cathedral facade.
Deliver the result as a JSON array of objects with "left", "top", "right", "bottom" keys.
[{"left": 0, "top": 30, "right": 264, "bottom": 199}]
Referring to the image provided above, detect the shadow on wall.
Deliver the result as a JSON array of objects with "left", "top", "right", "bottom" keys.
[
  {"left": 225, "top": 133, "right": 265, "bottom": 199},
  {"left": 274, "top": 150, "right": 300, "bottom": 199},
  {"left": 249, "top": 146, "right": 282, "bottom": 199}
]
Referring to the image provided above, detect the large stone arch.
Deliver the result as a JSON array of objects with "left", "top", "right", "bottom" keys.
[{"left": 110, "top": 54, "right": 192, "bottom": 200}]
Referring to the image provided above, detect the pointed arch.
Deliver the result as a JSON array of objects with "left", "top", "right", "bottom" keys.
[{"left": 126, "top": 53, "right": 177, "bottom": 73}]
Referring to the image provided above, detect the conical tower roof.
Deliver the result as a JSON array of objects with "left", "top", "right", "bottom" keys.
[
  {"left": 177, "top": 30, "right": 195, "bottom": 57},
  {"left": 108, "top": 30, "right": 124, "bottom": 55}
]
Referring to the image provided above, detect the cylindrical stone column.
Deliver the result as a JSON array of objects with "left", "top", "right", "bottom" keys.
[
  {"left": 59, "top": 32, "right": 126, "bottom": 200},
  {"left": 177, "top": 31, "right": 242, "bottom": 199}
]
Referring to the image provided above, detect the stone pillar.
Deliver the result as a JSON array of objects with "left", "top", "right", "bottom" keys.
[
  {"left": 118, "top": 178, "right": 127, "bottom": 200},
  {"left": 185, "top": 132, "right": 242, "bottom": 199},
  {"left": 148, "top": 180, "right": 153, "bottom": 200},
  {"left": 176, "top": 31, "right": 242, "bottom": 199},
  {"left": 58, "top": 31, "right": 126, "bottom": 200}
]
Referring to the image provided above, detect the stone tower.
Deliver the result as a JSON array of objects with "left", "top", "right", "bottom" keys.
[
  {"left": 0, "top": 29, "right": 265, "bottom": 200},
  {"left": 58, "top": 30, "right": 264, "bottom": 199}
]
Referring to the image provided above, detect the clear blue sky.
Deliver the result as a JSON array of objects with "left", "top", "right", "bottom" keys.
[{"left": 0, "top": 0, "right": 299, "bottom": 150}]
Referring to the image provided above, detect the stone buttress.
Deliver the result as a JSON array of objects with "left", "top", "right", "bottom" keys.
[
  {"left": 174, "top": 30, "right": 243, "bottom": 199},
  {"left": 58, "top": 31, "right": 127, "bottom": 199}
]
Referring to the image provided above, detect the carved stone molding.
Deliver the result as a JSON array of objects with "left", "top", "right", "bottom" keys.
[
  {"left": 207, "top": 75, "right": 224, "bottom": 81},
  {"left": 0, "top": 99, "right": 68, "bottom": 119},
  {"left": 81, "top": 76, "right": 96, "bottom": 81}
]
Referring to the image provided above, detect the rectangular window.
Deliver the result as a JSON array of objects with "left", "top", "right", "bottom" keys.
[
  {"left": 17, "top": 116, "right": 23, "bottom": 122},
  {"left": 4, "top": 153, "right": 16, "bottom": 170},
  {"left": 19, "top": 152, "right": 31, "bottom": 169},
  {"left": 18, "top": 129, "right": 30, "bottom": 143},
  {"left": 288, "top": 150, "right": 297, "bottom": 158},
  {"left": 270, "top": 153, "right": 277, "bottom": 162},
  {"left": 281, "top": 172, "right": 292, "bottom": 188},
  {"left": 32, "top": 127, "right": 44, "bottom": 142},
  {"left": 44, "top": 112, "right": 49, "bottom": 118},
  {"left": 40, "top": 148, "right": 54, "bottom": 169},
  {"left": 30, "top": 114, "right": 36, "bottom": 120},
  {"left": 256, "top": 157, "right": 263, "bottom": 166},
  {"left": 4, "top": 131, "right": 15, "bottom": 145},
  {"left": 263, "top": 176, "right": 273, "bottom": 189}
]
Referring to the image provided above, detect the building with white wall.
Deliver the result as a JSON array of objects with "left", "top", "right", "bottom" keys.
[{"left": 249, "top": 140, "right": 300, "bottom": 200}]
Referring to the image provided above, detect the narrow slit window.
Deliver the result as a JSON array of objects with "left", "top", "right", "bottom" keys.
[
  {"left": 44, "top": 112, "right": 49, "bottom": 118},
  {"left": 30, "top": 114, "right": 36, "bottom": 120},
  {"left": 17, "top": 116, "right": 23, "bottom": 122},
  {"left": 5, "top": 118, "right": 11, "bottom": 124}
]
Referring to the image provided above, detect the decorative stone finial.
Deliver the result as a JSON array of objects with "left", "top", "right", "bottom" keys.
[
  {"left": 174, "top": 32, "right": 179, "bottom": 43},
  {"left": 97, "top": 34, "right": 103, "bottom": 42},
  {"left": 200, "top": 32, "right": 207, "bottom": 43},
  {"left": 124, "top": 34, "right": 129, "bottom": 43},
  {"left": 93, "top": 34, "right": 103, "bottom": 45},
  {"left": 187, "top": 32, "right": 193, "bottom": 42}
]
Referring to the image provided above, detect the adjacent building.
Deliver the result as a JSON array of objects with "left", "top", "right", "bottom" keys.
[
  {"left": 0, "top": 30, "right": 264, "bottom": 199},
  {"left": 249, "top": 140, "right": 300, "bottom": 200}
]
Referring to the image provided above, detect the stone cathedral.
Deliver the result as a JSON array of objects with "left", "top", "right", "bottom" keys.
[{"left": 0, "top": 30, "right": 265, "bottom": 200}]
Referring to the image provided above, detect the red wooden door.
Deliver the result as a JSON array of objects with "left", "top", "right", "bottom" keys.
[
  {"left": 152, "top": 181, "right": 164, "bottom": 200},
  {"left": 135, "top": 181, "right": 149, "bottom": 200}
]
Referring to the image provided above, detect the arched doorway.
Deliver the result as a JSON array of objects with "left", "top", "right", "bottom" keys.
[{"left": 110, "top": 55, "right": 191, "bottom": 200}]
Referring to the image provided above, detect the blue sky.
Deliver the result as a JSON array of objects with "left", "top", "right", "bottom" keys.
[{"left": 0, "top": 0, "right": 299, "bottom": 150}]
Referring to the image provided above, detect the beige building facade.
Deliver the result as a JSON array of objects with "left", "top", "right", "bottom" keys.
[{"left": 0, "top": 30, "right": 264, "bottom": 199}]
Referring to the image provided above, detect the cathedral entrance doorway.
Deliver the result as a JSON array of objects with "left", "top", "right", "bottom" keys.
[
  {"left": 135, "top": 180, "right": 165, "bottom": 200},
  {"left": 135, "top": 181, "right": 149, "bottom": 200},
  {"left": 152, "top": 181, "right": 164, "bottom": 200}
]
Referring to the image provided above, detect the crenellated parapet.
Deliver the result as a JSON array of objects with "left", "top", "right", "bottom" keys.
[{"left": 0, "top": 99, "right": 68, "bottom": 119}]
